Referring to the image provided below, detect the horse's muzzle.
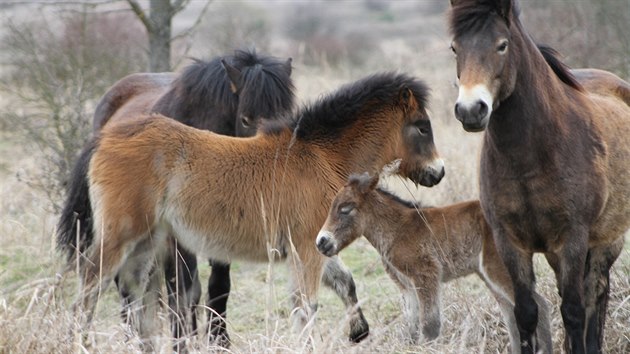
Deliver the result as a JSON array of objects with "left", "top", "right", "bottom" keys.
[
  {"left": 417, "top": 158, "right": 445, "bottom": 187},
  {"left": 455, "top": 101, "right": 490, "bottom": 132}
]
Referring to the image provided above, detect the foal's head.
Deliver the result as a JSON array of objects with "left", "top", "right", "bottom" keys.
[
  {"left": 449, "top": 0, "right": 521, "bottom": 131},
  {"left": 223, "top": 49, "right": 295, "bottom": 136},
  {"left": 316, "top": 173, "right": 380, "bottom": 257}
]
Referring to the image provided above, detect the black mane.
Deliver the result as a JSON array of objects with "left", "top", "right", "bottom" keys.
[
  {"left": 537, "top": 45, "right": 583, "bottom": 91},
  {"left": 376, "top": 187, "right": 426, "bottom": 210},
  {"left": 268, "top": 72, "right": 429, "bottom": 141},
  {"left": 449, "top": 0, "right": 520, "bottom": 38},
  {"left": 152, "top": 49, "right": 295, "bottom": 133}
]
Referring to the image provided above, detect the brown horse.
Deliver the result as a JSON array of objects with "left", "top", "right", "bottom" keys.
[
  {"left": 449, "top": 1, "right": 630, "bottom": 353},
  {"left": 59, "top": 72, "right": 445, "bottom": 349},
  {"left": 57, "top": 49, "right": 297, "bottom": 349},
  {"left": 316, "top": 173, "right": 552, "bottom": 352}
]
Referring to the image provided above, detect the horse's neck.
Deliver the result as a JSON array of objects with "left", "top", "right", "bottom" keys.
[{"left": 486, "top": 31, "right": 573, "bottom": 155}]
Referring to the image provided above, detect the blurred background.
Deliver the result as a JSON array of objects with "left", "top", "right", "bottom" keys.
[{"left": 0, "top": 1, "right": 628, "bottom": 353}]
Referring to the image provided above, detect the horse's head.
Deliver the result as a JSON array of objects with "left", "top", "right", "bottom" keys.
[
  {"left": 449, "top": 0, "right": 520, "bottom": 132},
  {"left": 222, "top": 52, "right": 295, "bottom": 137},
  {"left": 316, "top": 172, "right": 379, "bottom": 257},
  {"left": 395, "top": 86, "right": 445, "bottom": 187}
]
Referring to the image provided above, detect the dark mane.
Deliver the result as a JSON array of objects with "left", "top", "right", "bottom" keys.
[
  {"left": 275, "top": 72, "right": 429, "bottom": 141},
  {"left": 235, "top": 49, "right": 296, "bottom": 120},
  {"left": 376, "top": 187, "right": 426, "bottom": 209},
  {"left": 152, "top": 49, "right": 295, "bottom": 129},
  {"left": 449, "top": 0, "right": 520, "bottom": 38},
  {"left": 537, "top": 45, "right": 584, "bottom": 91}
]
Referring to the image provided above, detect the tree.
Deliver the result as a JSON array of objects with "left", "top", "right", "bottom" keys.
[{"left": 127, "top": 0, "right": 211, "bottom": 72}]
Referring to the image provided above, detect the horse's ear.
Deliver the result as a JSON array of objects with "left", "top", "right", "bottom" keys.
[
  {"left": 285, "top": 58, "right": 293, "bottom": 76},
  {"left": 398, "top": 87, "right": 416, "bottom": 111},
  {"left": 222, "top": 59, "right": 241, "bottom": 94},
  {"left": 498, "top": 0, "right": 512, "bottom": 24}
]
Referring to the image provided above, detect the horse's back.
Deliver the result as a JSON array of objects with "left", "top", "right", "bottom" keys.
[
  {"left": 573, "top": 68, "right": 630, "bottom": 107},
  {"left": 93, "top": 72, "right": 175, "bottom": 132},
  {"left": 578, "top": 71, "right": 630, "bottom": 245}
]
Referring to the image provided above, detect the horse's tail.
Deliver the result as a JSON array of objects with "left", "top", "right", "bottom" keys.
[{"left": 56, "top": 137, "right": 99, "bottom": 263}]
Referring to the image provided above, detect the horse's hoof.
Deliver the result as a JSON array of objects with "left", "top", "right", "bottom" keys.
[
  {"left": 208, "top": 331, "right": 230, "bottom": 349},
  {"left": 348, "top": 311, "right": 370, "bottom": 343}
]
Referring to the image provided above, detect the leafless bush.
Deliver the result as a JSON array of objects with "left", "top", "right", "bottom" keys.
[
  {"left": 194, "top": 1, "right": 272, "bottom": 56},
  {"left": 0, "top": 9, "right": 146, "bottom": 212},
  {"left": 523, "top": 0, "right": 630, "bottom": 79}
]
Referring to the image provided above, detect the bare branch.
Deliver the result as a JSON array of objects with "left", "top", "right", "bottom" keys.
[
  {"left": 126, "top": 0, "right": 153, "bottom": 32},
  {"left": 171, "top": 0, "right": 212, "bottom": 42},
  {"left": 170, "top": 0, "right": 190, "bottom": 15}
]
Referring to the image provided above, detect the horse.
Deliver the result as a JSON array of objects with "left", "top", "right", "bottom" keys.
[
  {"left": 448, "top": 1, "right": 630, "bottom": 353},
  {"left": 58, "top": 72, "right": 445, "bottom": 350},
  {"left": 57, "top": 48, "right": 297, "bottom": 349},
  {"left": 316, "top": 172, "right": 552, "bottom": 352}
]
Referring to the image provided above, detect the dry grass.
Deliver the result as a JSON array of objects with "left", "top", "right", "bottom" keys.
[{"left": 1, "top": 3, "right": 629, "bottom": 353}]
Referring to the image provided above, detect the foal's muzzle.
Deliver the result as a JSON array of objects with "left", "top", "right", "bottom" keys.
[{"left": 316, "top": 231, "right": 337, "bottom": 257}]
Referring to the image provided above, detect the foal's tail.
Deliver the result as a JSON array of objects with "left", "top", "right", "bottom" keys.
[{"left": 56, "top": 138, "right": 98, "bottom": 263}]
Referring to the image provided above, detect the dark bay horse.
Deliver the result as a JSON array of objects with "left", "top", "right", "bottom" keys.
[
  {"left": 58, "top": 49, "right": 296, "bottom": 348},
  {"left": 449, "top": 1, "right": 630, "bottom": 353},
  {"left": 59, "top": 72, "right": 444, "bottom": 350},
  {"left": 316, "top": 173, "right": 552, "bottom": 352}
]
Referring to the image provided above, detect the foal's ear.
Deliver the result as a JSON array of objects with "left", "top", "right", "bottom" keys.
[
  {"left": 222, "top": 59, "right": 241, "bottom": 94},
  {"left": 353, "top": 172, "right": 379, "bottom": 195},
  {"left": 285, "top": 58, "right": 293, "bottom": 76}
]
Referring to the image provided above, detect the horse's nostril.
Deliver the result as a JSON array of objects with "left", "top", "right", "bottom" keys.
[
  {"left": 475, "top": 101, "right": 488, "bottom": 118},
  {"left": 454, "top": 103, "right": 462, "bottom": 118}
]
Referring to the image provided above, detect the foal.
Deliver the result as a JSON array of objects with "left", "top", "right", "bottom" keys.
[{"left": 316, "top": 173, "right": 552, "bottom": 352}]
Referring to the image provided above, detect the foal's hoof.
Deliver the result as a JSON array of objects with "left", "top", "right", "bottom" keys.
[{"left": 348, "top": 311, "right": 370, "bottom": 343}]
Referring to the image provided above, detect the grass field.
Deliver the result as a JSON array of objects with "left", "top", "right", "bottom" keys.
[{"left": 1, "top": 1, "right": 629, "bottom": 353}]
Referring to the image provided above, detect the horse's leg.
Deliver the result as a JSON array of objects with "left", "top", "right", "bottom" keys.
[
  {"left": 493, "top": 232, "right": 538, "bottom": 354},
  {"left": 409, "top": 269, "right": 441, "bottom": 341},
  {"left": 206, "top": 259, "right": 231, "bottom": 347},
  {"left": 583, "top": 237, "right": 624, "bottom": 354},
  {"left": 164, "top": 239, "right": 201, "bottom": 353},
  {"left": 287, "top": 247, "right": 324, "bottom": 341},
  {"left": 554, "top": 228, "right": 589, "bottom": 354},
  {"left": 320, "top": 256, "right": 369, "bottom": 342}
]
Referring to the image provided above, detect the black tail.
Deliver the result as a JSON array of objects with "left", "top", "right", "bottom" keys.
[{"left": 56, "top": 138, "right": 98, "bottom": 263}]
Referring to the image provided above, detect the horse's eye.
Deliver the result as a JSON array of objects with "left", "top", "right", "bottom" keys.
[
  {"left": 450, "top": 43, "right": 457, "bottom": 55},
  {"left": 417, "top": 127, "right": 430, "bottom": 136},
  {"left": 241, "top": 116, "right": 251, "bottom": 128},
  {"left": 497, "top": 40, "right": 508, "bottom": 53},
  {"left": 339, "top": 204, "right": 354, "bottom": 215}
]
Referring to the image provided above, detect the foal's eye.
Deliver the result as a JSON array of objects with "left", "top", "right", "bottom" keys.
[
  {"left": 339, "top": 204, "right": 355, "bottom": 215},
  {"left": 497, "top": 40, "right": 508, "bottom": 53}
]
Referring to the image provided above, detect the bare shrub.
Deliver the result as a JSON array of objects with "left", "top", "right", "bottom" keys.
[
  {"left": 194, "top": 1, "right": 272, "bottom": 56},
  {"left": 0, "top": 10, "right": 146, "bottom": 212}
]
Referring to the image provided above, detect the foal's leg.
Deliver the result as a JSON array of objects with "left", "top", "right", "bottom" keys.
[
  {"left": 321, "top": 256, "right": 369, "bottom": 342},
  {"left": 163, "top": 240, "right": 201, "bottom": 352},
  {"left": 583, "top": 237, "right": 624, "bottom": 354},
  {"left": 409, "top": 269, "right": 441, "bottom": 341},
  {"left": 382, "top": 260, "right": 421, "bottom": 343},
  {"left": 206, "top": 259, "right": 231, "bottom": 347}
]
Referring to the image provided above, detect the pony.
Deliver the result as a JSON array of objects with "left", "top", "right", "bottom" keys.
[
  {"left": 449, "top": 1, "right": 630, "bottom": 353},
  {"left": 57, "top": 48, "right": 296, "bottom": 349},
  {"left": 316, "top": 172, "right": 552, "bottom": 352},
  {"left": 58, "top": 72, "right": 445, "bottom": 350}
]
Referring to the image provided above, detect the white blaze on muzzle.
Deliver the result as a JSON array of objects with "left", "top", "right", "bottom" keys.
[{"left": 456, "top": 83, "right": 494, "bottom": 122}]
